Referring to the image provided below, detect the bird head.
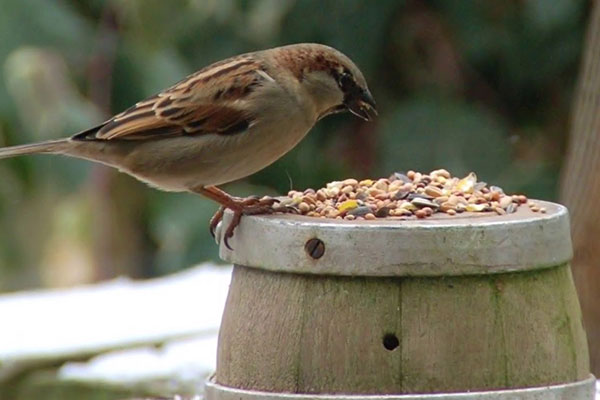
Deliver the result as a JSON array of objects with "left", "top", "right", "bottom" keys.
[{"left": 271, "top": 44, "right": 377, "bottom": 122}]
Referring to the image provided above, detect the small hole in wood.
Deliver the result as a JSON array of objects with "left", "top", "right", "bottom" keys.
[
  {"left": 383, "top": 333, "right": 399, "bottom": 351},
  {"left": 305, "top": 238, "right": 325, "bottom": 259}
]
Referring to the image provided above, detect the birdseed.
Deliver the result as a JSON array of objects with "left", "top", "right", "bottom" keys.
[{"left": 279, "top": 170, "right": 544, "bottom": 220}]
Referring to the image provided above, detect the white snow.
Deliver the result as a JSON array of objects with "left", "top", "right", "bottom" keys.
[
  {"left": 0, "top": 264, "right": 231, "bottom": 363},
  {"left": 58, "top": 335, "right": 218, "bottom": 393}
]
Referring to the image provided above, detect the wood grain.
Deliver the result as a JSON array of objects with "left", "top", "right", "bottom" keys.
[
  {"left": 216, "top": 264, "right": 589, "bottom": 394},
  {"left": 560, "top": 0, "right": 600, "bottom": 376}
]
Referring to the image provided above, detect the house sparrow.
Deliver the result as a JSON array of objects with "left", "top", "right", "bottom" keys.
[{"left": 0, "top": 43, "right": 376, "bottom": 248}]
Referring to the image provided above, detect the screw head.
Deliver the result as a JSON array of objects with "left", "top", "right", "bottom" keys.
[{"left": 305, "top": 238, "right": 325, "bottom": 259}]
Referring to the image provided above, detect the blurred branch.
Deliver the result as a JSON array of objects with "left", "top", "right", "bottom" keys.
[
  {"left": 389, "top": 1, "right": 512, "bottom": 122},
  {"left": 559, "top": 0, "right": 600, "bottom": 376},
  {"left": 88, "top": 7, "right": 118, "bottom": 114},
  {"left": 86, "top": 5, "right": 149, "bottom": 280}
]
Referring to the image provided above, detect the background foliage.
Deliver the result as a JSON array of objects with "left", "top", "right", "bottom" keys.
[{"left": 0, "top": 0, "right": 589, "bottom": 290}]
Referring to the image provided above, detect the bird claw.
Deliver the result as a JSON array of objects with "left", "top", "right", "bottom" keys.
[
  {"left": 221, "top": 202, "right": 278, "bottom": 250},
  {"left": 208, "top": 196, "right": 293, "bottom": 250},
  {"left": 238, "top": 195, "right": 280, "bottom": 207},
  {"left": 273, "top": 204, "right": 301, "bottom": 214},
  {"left": 209, "top": 206, "right": 226, "bottom": 239}
]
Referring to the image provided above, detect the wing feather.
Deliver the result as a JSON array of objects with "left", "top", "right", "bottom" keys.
[{"left": 76, "top": 55, "right": 269, "bottom": 142}]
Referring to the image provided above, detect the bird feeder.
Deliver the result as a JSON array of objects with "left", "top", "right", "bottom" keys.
[{"left": 205, "top": 200, "right": 594, "bottom": 399}]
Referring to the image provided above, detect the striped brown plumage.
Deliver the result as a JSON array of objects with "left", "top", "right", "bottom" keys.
[{"left": 76, "top": 56, "right": 266, "bottom": 141}]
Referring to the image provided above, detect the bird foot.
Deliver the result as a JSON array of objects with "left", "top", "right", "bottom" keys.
[{"left": 209, "top": 196, "right": 297, "bottom": 250}]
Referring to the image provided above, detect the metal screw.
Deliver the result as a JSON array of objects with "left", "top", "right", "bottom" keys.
[{"left": 305, "top": 238, "right": 325, "bottom": 259}]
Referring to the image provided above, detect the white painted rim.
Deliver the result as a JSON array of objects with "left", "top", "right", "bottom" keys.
[
  {"left": 218, "top": 200, "right": 572, "bottom": 277},
  {"left": 205, "top": 374, "right": 595, "bottom": 400}
]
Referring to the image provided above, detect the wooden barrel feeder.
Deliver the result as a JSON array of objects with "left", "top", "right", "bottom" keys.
[{"left": 205, "top": 200, "right": 594, "bottom": 399}]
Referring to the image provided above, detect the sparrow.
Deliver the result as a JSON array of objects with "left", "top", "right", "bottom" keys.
[{"left": 0, "top": 43, "right": 377, "bottom": 249}]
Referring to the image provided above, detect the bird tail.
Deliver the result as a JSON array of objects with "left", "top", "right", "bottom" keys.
[{"left": 0, "top": 139, "right": 71, "bottom": 160}]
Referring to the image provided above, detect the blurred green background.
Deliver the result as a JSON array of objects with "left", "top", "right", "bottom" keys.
[{"left": 0, "top": 0, "right": 588, "bottom": 290}]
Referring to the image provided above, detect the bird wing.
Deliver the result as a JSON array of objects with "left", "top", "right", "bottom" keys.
[{"left": 74, "top": 55, "right": 269, "bottom": 141}]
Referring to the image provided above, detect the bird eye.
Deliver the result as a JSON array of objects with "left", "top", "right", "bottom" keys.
[{"left": 338, "top": 72, "right": 354, "bottom": 92}]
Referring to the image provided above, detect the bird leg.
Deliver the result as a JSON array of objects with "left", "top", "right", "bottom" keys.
[{"left": 193, "top": 185, "right": 294, "bottom": 249}]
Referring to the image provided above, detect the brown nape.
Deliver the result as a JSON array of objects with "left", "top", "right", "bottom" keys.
[{"left": 274, "top": 45, "right": 342, "bottom": 81}]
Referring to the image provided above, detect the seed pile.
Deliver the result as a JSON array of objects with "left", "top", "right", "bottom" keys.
[{"left": 280, "top": 170, "right": 545, "bottom": 220}]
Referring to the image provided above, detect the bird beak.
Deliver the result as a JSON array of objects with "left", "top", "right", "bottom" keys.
[{"left": 345, "top": 89, "right": 377, "bottom": 122}]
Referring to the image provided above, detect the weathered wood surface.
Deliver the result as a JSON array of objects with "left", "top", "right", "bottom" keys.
[
  {"left": 560, "top": 0, "right": 600, "bottom": 377},
  {"left": 217, "top": 263, "right": 589, "bottom": 394}
]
